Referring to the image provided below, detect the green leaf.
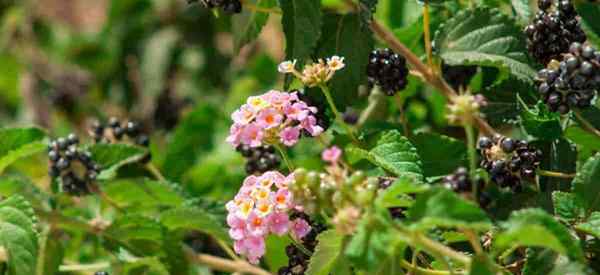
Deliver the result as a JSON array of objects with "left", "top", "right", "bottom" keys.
[
  {"left": 533, "top": 138, "right": 577, "bottom": 212},
  {"left": 36, "top": 230, "right": 64, "bottom": 275},
  {"left": 140, "top": 27, "right": 180, "bottom": 100},
  {"left": 316, "top": 13, "right": 373, "bottom": 106},
  {"left": 469, "top": 254, "right": 498, "bottom": 275},
  {"left": 116, "top": 257, "right": 169, "bottom": 275},
  {"left": 565, "top": 126, "right": 600, "bottom": 162},
  {"left": 481, "top": 77, "right": 537, "bottom": 127},
  {"left": 103, "top": 179, "right": 185, "bottom": 210},
  {"left": 0, "top": 127, "right": 46, "bottom": 175},
  {"left": 105, "top": 215, "right": 165, "bottom": 256},
  {"left": 519, "top": 100, "right": 562, "bottom": 141},
  {"left": 232, "top": 0, "right": 276, "bottom": 52},
  {"left": 350, "top": 130, "right": 423, "bottom": 181},
  {"left": 358, "top": 0, "right": 378, "bottom": 24},
  {"left": 306, "top": 230, "right": 347, "bottom": 275},
  {"left": 408, "top": 187, "right": 492, "bottom": 230},
  {"left": 572, "top": 153, "right": 600, "bottom": 213},
  {"left": 576, "top": 3, "right": 600, "bottom": 39},
  {"left": 159, "top": 207, "right": 228, "bottom": 242},
  {"left": 411, "top": 133, "right": 467, "bottom": 177},
  {"left": 522, "top": 248, "right": 558, "bottom": 275},
  {"left": 0, "top": 195, "right": 39, "bottom": 275},
  {"left": 552, "top": 191, "right": 585, "bottom": 223},
  {"left": 163, "top": 104, "right": 219, "bottom": 181},
  {"left": 279, "top": 0, "right": 322, "bottom": 64},
  {"left": 88, "top": 143, "right": 147, "bottom": 180},
  {"left": 376, "top": 176, "right": 428, "bottom": 208},
  {"left": 495, "top": 208, "right": 584, "bottom": 262},
  {"left": 433, "top": 7, "right": 537, "bottom": 84},
  {"left": 511, "top": 0, "right": 531, "bottom": 24},
  {"left": 575, "top": 212, "right": 600, "bottom": 239}
]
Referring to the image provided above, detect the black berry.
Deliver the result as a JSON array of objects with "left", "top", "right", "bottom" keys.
[
  {"left": 236, "top": 144, "right": 281, "bottom": 175},
  {"left": 199, "top": 0, "right": 242, "bottom": 13},
  {"left": 366, "top": 48, "right": 409, "bottom": 96},
  {"left": 47, "top": 134, "right": 99, "bottom": 196}
]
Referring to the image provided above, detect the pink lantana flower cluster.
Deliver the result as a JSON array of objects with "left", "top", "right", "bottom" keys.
[
  {"left": 226, "top": 171, "right": 311, "bottom": 264},
  {"left": 226, "top": 90, "right": 323, "bottom": 148}
]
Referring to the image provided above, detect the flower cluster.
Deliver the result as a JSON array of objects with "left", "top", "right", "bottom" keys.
[
  {"left": 278, "top": 56, "right": 346, "bottom": 87},
  {"left": 226, "top": 171, "right": 311, "bottom": 264},
  {"left": 446, "top": 93, "right": 487, "bottom": 126},
  {"left": 226, "top": 90, "right": 323, "bottom": 148}
]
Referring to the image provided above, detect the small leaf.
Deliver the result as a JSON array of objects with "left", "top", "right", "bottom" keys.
[
  {"left": 159, "top": 207, "right": 229, "bottom": 242},
  {"left": 232, "top": 0, "right": 276, "bottom": 52},
  {"left": 88, "top": 143, "right": 147, "bottom": 180},
  {"left": 575, "top": 212, "right": 600, "bottom": 239},
  {"left": 522, "top": 248, "right": 558, "bottom": 275},
  {"left": 495, "top": 208, "right": 584, "bottom": 262},
  {"left": 306, "top": 230, "right": 346, "bottom": 275},
  {"left": 552, "top": 191, "right": 585, "bottom": 223},
  {"left": 408, "top": 187, "right": 492, "bottom": 230},
  {"left": 0, "top": 127, "right": 46, "bottom": 175},
  {"left": 279, "top": 0, "right": 322, "bottom": 64},
  {"left": 0, "top": 195, "right": 39, "bottom": 275},
  {"left": 572, "top": 153, "right": 600, "bottom": 213},
  {"left": 433, "top": 7, "right": 537, "bottom": 84},
  {"left": 519, "top": 100, "right": 562, "bottom": 141},
  {"left": 411, "top": 133, "right": 467, "bottom": 177}
]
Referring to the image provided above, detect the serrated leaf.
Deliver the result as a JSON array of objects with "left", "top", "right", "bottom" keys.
[
  {"left": 88, "top": 143, "right": 147, "bottom": 180},
  {"left": 0, "top": 127, "right": 46, "bottom": 175},
  {"left": 519, "top": 100, "right": 562, "bottom": 141},
  {"left": 522, "top": 248, "right": 558, "bottom": 275},
  {"left": 408, "top": 187, "right": 492, "bottom": 230},
  {"left": 163, "top": 104, "right": 219, "bottom": 181},
  {"left": 575, "top": 212, "right": 600, "bottom": 239},
  {"left": 306, "top": 230, "right": 346, "bottom": 275},
  {"left": 552, "top": 191, "right": 585, "bottom": 223},
  {"left": 433, "top": 7, "right": 537, "bottom": 84},
  {"left": 316, "top": 13, "right": 373, "bottom": 106},
  {"left": 159, "top": 207, "right": 228, "bottom": 242},
  {"left": 481, "top": 77, "right": 537, "bottom": 127},
  {"left": 0, "top": 195, "right": 39, "bottom": 275},
  {"left": 411, "top": 133, "right": 467, "bottom": 177},
  {"left": 572, "top": 153, "right": 600, "bottom": 213},
  {"left": 232, "top": 0, "right": 276, "bottom": 52},
  {"left": 279, "top": 0, "right": 322, "bottom": 64},
  {"left": 495, "top": 208, "right": 584, "bottom": 262},
  {"left": 105, "top": 215, "right": 165, "bottom": 256}
]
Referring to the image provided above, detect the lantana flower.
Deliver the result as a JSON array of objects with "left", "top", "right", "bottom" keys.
[
  {"left": 277, "top": 56, "right": 346, "bottom": 87},
  {"left": 226, "top": 171, "right": 311, "bottom": 264},
  {"left": 227, "top": 90, "right": 323, "bottom": 148}
]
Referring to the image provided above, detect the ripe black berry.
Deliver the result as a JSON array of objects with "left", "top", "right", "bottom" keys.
[
  {"left": 48, "top": 134, "right": 100, "bottom": 196},
  {"left": 525, "top": 0, "right": 586, "bottom": 65},
  {"left": 442, "top": 167, "right": 484, "bottom": 193},
  {"left": 342, "top": 109, "right": 359, "bottom": 125},
  {"left": 479, "top": 135, "right": 542, "bottom": 192},
  {"left": 199, "top": 0, "right": 242, "bottom": 13},
  {"left": 278, "top": 212, "right": 326, "bottom": 275},
  {"left": 90, "top": 118, "right": 152, "bottom": 162},
  {"left": 366, "top": 48, "right": 409, "bottom": 96},
  {"left": 296, "top": 90, "right": 331, "bottom": 133},
  {"left": 236, "top": 144, "right": 281, "bottom": 174},
  {"left": 536, "top": 43, "right": 599, "bottom": 114}
]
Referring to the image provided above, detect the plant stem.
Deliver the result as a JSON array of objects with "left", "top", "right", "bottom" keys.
[
  {"left": 463, "top": 123, "right": 478, "bottom": 194},
  {"left": 537, "top": 169, "right": 576, "bottom": 179},
  {"left": 413, "top": 233, "right": 471, "bottom": 266},
  {"left": 59, "top": 262, "right": 110, "bottom": 272},
  {"left": 400, "top": 259, "right": 460, "bottom": 275},
  {"left": 423, "top": 0, "right": 434, "bottom": 70},
  {"left": 216, "top": 238, "right": 241, "bottom": 261},
  {"left": 146, "top": 163, "right": 167, "bottom": 182},
  {"left": 288, "top": 235, "right": 313, "bottom": 257},
  {"left": 319, "top": 84, "right": 360, "bottom": 145},
  {"left": 573, "top": 110, "right": 600, "bottom": 139},
  {"left": 190, "top": 252, "right": 272, "bottom": 275},
  {"left": 274, "top": 144, "right": 294, "bottom": 172},
  {"left": 462, "top": 229, "right": 483, "bottom": 255}
]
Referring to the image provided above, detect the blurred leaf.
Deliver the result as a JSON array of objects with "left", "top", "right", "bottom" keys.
[
  {"left": 159, "top": 207, "right": 229, "bottom": 242},
  {"left": 0, "top": 141, "right": 46, "bottom": 175},
  {"left": 522, "top": 248, "right": 558, "bottom": 275},
  {"left": 140, "top": 28, "right": 180, "bottom": 100},
  {"left": 408, "top": 187, "right": 492, "bottom": 230},
  {"left": 264, "top": 235, "right": 291, "bottom": 273},
  {"left": 411, "top": 132, "right": 467, "bottom": 177},
  {"left": 233, "top": 0, "right": 276, "bottom": 52},
  {"left": 105, "top": 215, "right": 165, "bottom": 256},
  {"left": 575, "top": 212, "right": 600, "bottom": 239},
  {"left": 316, "top": 13, "right": 373, "bottom": 106},
  {"left": 103, "top": 179, "right": 185, "bottom": 210},
  {"left": 511, "top": 0, "right": 531, "bottom": 24},
  {"left": 89, "top": 143, "right": 147, "bottom": 180},
  {"left": 433, "top": 7, "right": 536, "bottom": 84},
  {"left": 495, "top": 208, "right": 584, "bottom": 262},
  {"left": 564, "top": 126, "right": 600, "bottom": 162},
  {"left": 358, "top": 0, "right": 378, "bottom": 25},
  {"left": 0, "top": 127, "right": 46, "bottom": 174},
  {"left": 552, "top": 191, "right": 585, "bottom": 223},
  {"left": 519, "top": 100, "right": 562, "bottom": 141},
  {"left": 306, "top": 230, "right": 347, "bottom": 275},
  {"left": 163, "top": 104, "right": 219, "bottom": 181},
  {"left": 469, "top": 254, "right": 498, "bottom": 275},
  {"left": 575, "top": 3, "right": 600, "bottom": 39},
  {"left": 115, "top": 257, "right": 169, "bottom": 275},
  {"left": 279, "top": 0, "right": 322, "bottom": 64},
  {"left": 572, "top": 153, "right": 600, "bottom": 213},
  {"left": 0, "top": 195, "right": 38, "bottom": 275}
]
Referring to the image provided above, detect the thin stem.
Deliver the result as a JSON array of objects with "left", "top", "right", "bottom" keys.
[
  {"left": 59, "top": 262, "right": 110, "bottom": 272},
  {"left": 190, "top": 252, "right": 272, "bottom": 275},
  {"left": 216, "top": 238, "right": 241, "bottom": 261},
  {"left": 274, "top": 144, "right": 294, "bottom": 172},
  {"left": 462, "top": 229, "right": 483, "bottom": 255},
  {"left": 240, "top": 0, "right": 282, "bottom": 14},
  {"left": 537, "top": 169, "right": 576, "bottom": 179},
  {"left": 414, "top": 233, "right": 471, "bottom": 266},
  {"left": 463, "top": 123, "right": 478, "bottom": 194},
  {"left": 146, "top": 163, "right": 167, "bottom": 182},
  {"left": 319, "top": 84, "right": 360, "bottom": 144},
  {"left": 400, "top": 259, "right": 459, "bottom": 275},
  {"left": 574, "top": 110, "right": 600, "bottom": 139},
  {"left": 423, "top": 0, "right": 434, "bottom": 70},
  {"left": 288, "top": 235, "right": 313, "bottom": 257}
]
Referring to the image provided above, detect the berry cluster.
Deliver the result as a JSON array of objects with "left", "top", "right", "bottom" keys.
[
  {"left": 48, "top": 134, "right": 100, "bottom": 196},
  {"left": 278, "top": 212, "right": 326, "bottom": 275},
  {"left": 296, "top": 91, "right": 331, "bottom": 134},
  {"left": 537, "top": 42, "right": 600, "bottom": 114},
  {"left": 91, "top": 117, "right": 149, "bottom": 147},
  {"left": 366, "top": 48, "right": 409, "bottom": 96},
  {"left": 524, "top": 0, "right": 586, "bottom": 65},
  {"left": 478, "top": 135, "right": 542, "bottom": 192},
  {"left": 442, "top": 167, "right": 484, "bottom": 193},
  {"left": 442, "top": 64, "right": 477, "bottom": 90},
  {"left": 378, "top": 177, "right": 406, "bottom": 219},
  {"left": 236, "top": 144, "right": 281, "bottom": 175},
  {"left": 199, "top": 0, "right": 242, "bottom": 13}
]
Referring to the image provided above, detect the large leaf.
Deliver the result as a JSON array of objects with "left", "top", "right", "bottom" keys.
[
  {"left": 576, "top": 3, "right": 600, "bottom": 40},
  {"left": 0, "top": 195, "right": 39, "bottom": 275},
  {"left": 316, "top": 13, "right": 373, "bottom": 106},
  {"left": 575, "top": 212, "right": 600, "bottom": 239},
  {"left": 104, "top": 215, "right": 165, "bottom": 256},
  {"left": 469, "top": 255, "right": 498, "bottom": 275},
  {"left": 306, "top": 230, "right": 347, "bottom": 275},
  {"left": 495, "top": 208, "right": 584, "bottom": 262},
  {"left": 552, "top": 191, "right": 585, "bottom": 223},
  {"left": 347, "top": 130, "right": 423, "bottom": 181},
  {"left": 103, "top": 178, "right": 185, "bottom": 211},
  {"left": 572, "top": 153, "right": 600, "bottom": 213},
  {"left": 88, "top": 143, "right": 147, "bottom": 180},
  {"left": 232, "top": 0, "right": 276, "bottom": 52},
  {"left": 159, "top": 207, "right": 228, "bottom": 242},
  {"left": 565, "top": 126, "right": 600, "bottom": 162},
  {"left": 163, "top": 104, "right": 219, "bottom": 181},
  {"left": 408, "top": 187, "right": 492, "bottom": 230},
  {"left": 433, "top": 7, "right": 537, "bottom": 84},
  {"left": 519, "top": 100, "right": 562, "bottom": 141},
  {"left": 279, "top": 0, "right": 322, "bottom": 64},
  {"left": 0, "top": 127, "right": 46, "bottom": 174},
  {"left": 522, "top": 248, "right": 558, "bottom": 275},
  {"left": 411, "top": 133, "right": 466, "bottom": 177}
]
